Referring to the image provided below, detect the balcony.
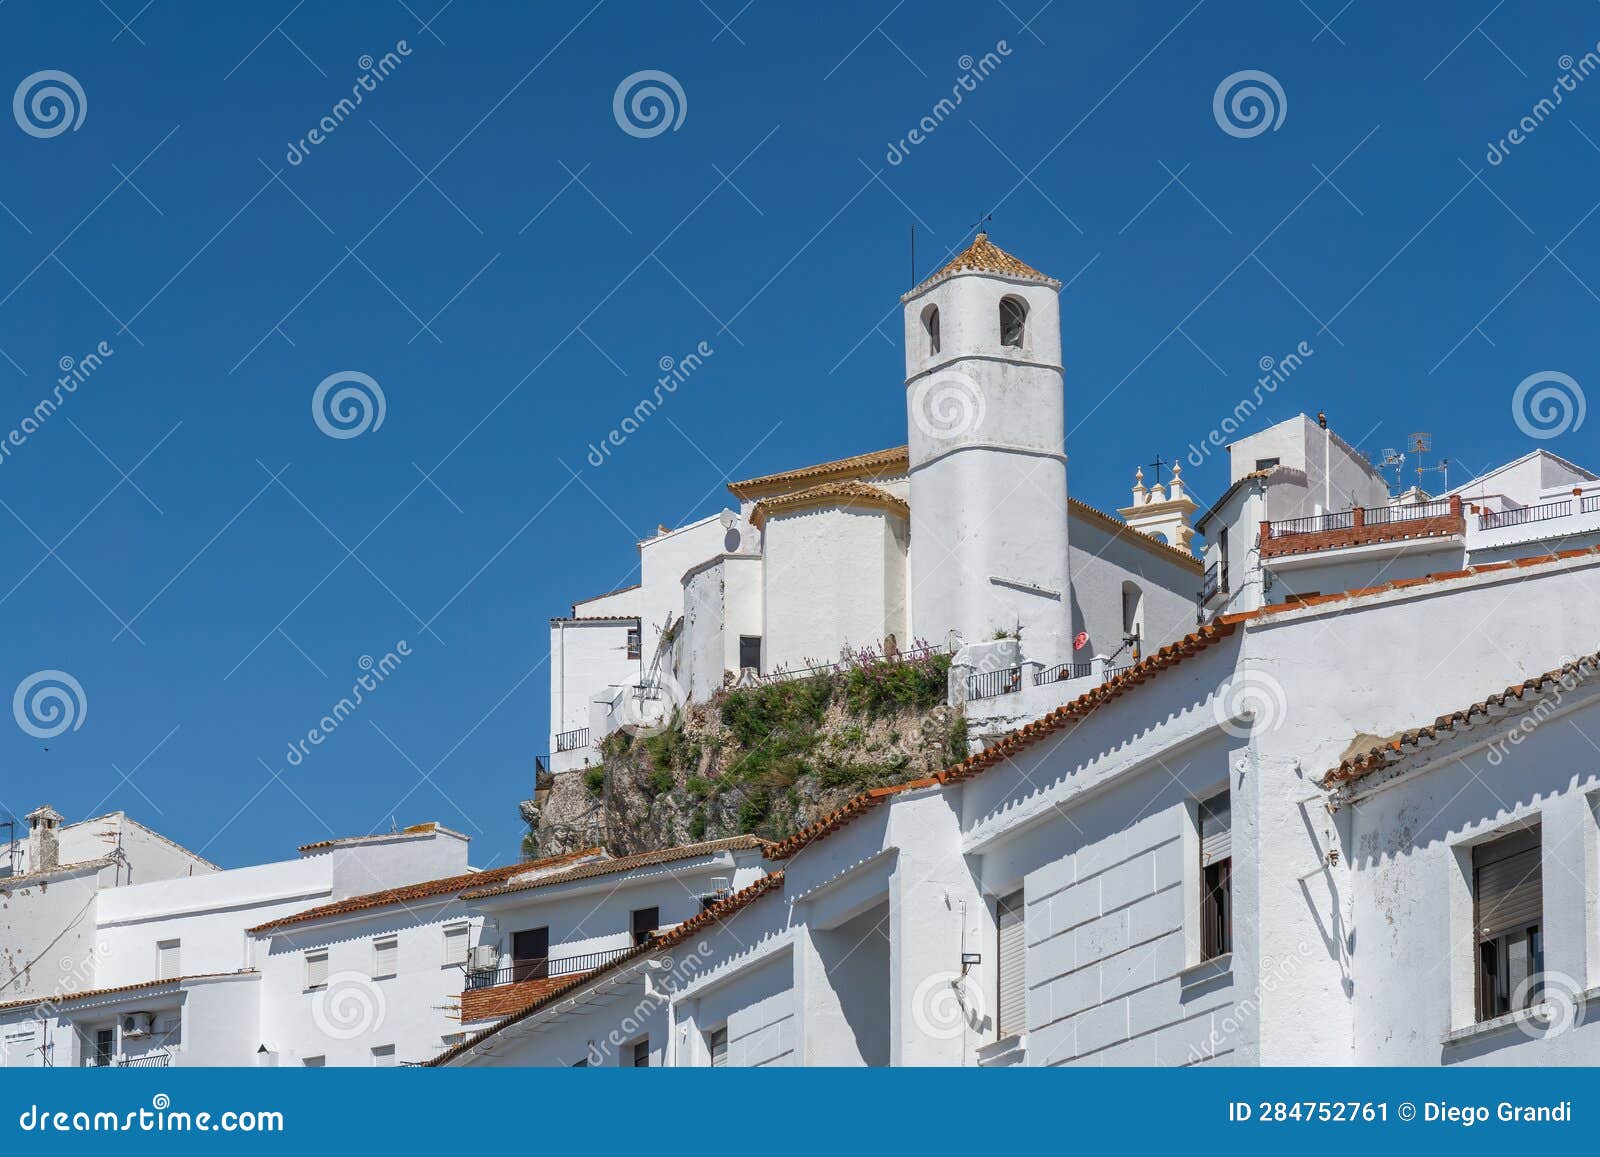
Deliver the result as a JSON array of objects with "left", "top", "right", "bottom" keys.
[
  {"left": 459, "top": 946, "right": 635, "bottom": 1023},
  {"left": 555, "top": 727, "right": 590, "bottom": 753},
  {"left": 1034, "top": 662, "right": 1092, "bottom": 685},
  {"left": 967, "top": 666, "right": 1022, "bottom": 701},
  {"left": 1198, "top": 560, "right": 1228, "bottom": 604},
  {"left": 1260, "top": 496, "right": 1464, "bottom": 560},
  {"left": 117, "top": 1052, "right": 171, "bottom": 1068},
  {"left": 1479, "top": 497, "right": 1572, "bottom": 531}
]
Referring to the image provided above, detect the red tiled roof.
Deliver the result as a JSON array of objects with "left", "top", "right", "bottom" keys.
[
  {"left": 0, "top": 971, "right": 256, "bottom": 1013},
  {"left": 459, "top": 836, "right": 769, "bottom": 901},
  {"left": 248, "top": 848, "right": 606, "bottom": 935},
  {"left": 426, "top": 871, "right": 785, "bottom": 1066},
  {"left": 749, "top": 481, "right": 909, "bottom": 529},
  {"left": 727, "top": 446, "right": 909, "bottom": 502},
  {"left": 1321, "top": 651, "right": 1600, "bottom": 789},
  {"left": 903, "top": 232, "right": 1059, "bottom": 298},
  {"left": 297, "top": 822, "right": 466, "bottom": 853}
]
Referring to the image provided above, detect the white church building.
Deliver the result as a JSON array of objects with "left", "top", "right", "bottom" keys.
[
  {"left": 7, "top": 232, "right": 1600, "bottom": 1069},
  {"left": 549, "top": 235, "right": 1204, "bottom": 768}
]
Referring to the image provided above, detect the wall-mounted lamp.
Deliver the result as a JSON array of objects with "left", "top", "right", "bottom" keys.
[{"left": 961, "top": 951, "right": 982, "bottom": 976}]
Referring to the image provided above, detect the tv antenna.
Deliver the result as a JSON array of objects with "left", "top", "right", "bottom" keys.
[
  {"left": 1409, "top": 432, "right": 1450, "bottom": 493},
  {"left": 1378, "top": 447, "right": 1406, "bottom": 493}
]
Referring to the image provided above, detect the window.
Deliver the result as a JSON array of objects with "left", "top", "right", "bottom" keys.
[
  {"left": 1200, "top": 791, "right": 1232, "bottom": 960},
  {"left": 1121, "top": 582, "right": 1144, "bottom": 659},
  {"left": 999, "top": 296, "right": 1027, "bottom": 347},
  {"left": 707, "top": 1025, "right": 728, "bottom": 1067},
  {"left": 1474, "top": 827, "right": 1543, "bottom": 1022},
  {"left": 631, "top": 1037, "right": 650, "bottom": 1067},
  {"left": 512, "top": 927, "right": 550, "bottom": 982},
  {"left": 626, "top": 626, "right": 641, "bottom": 661},
  {"left": 371, "top": 1044, "right": 396, "bottom": 1067},
  {"left": 997, "top": 890, "right": 1026, "bottom": 1038},
  {"left": 156, "top": 938, "right": 180, "bottom": 980},
  {"left": 1217, "top": 527, "right": 1230, "bottom": 593},
  {"left": 89, "top": 1028, "right": 115, "bottom": 1068},
  {"left": 443, "top": 923, "right": 470, "bottom": 967},
  {"left": 739, "top": 635, "right": 762, "bottom": 673},
  {"left": 1254, "top": 456, "right": 1281, "bottom": 471},
  {"left": 373, "top": 937, "right": 398, "bottom": 979},
  {"left": 631, "top": 907, "right": 660, "bottom": 947},
  {"left": 305, "top": 950, "right": 329, "bottom": 991},
  {"left": 302, "top": 1055, "right": 326, "bottom": 1067},
  {"left": 922, "top": 304, "right": 941, "bottom": 355}
]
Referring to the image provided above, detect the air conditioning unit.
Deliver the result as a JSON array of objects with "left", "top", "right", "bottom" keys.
[
  {"left": 469, "top": 945, "right": 498, "bottom": 971},
  {"left": 121, "top": 1012, "right": 153, "bottom": 1039}
]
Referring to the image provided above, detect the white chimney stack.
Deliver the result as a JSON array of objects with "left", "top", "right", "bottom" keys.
[{"left": 24, "top": 805, "right": 64, "bottom": 872}]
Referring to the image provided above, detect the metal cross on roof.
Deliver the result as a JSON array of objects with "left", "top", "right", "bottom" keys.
[{"left": 1145, "top": 453, "right": 1168, "bottom": 487}]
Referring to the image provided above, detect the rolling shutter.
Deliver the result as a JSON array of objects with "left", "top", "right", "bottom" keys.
[
  {"left": 709, "top": 1026, "right": 728, "bottom": 1067},
  {"left": 374, "top": 938, "right": 398, "bottom": 977},
  {"left": 1474, "top": 828, "right": 1542, "bottom": 939},
  {"left": 997, "top": 890, "right": 1026, "bottom": 1037},
  {"left": 1200, "top": 793, "right": 1232, "bottom": 866},
  {"left": 306, "top": 951, "right": 329, "bottom": 990},
  {"left": 443, "top": 923, "right": 469, "bottom": 967},
  {"left": 157, "top": 939, "right": 180, "bottom": 980}
]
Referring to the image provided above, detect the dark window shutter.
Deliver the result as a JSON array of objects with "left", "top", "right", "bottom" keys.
[
  {"left": 1200, "top": 792, "right": 1232, "bottom": 866},
  {"left": 1474, "top": 828, "right": 1541, "bottom": 940}
]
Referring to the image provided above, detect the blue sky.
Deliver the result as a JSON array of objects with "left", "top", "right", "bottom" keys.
[{"left": 0, "top": 1, "right": 1595, "bottom": 868}]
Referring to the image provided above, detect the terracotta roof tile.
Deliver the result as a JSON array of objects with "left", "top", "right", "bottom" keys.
[
  {"left": 749, "top": 481, "right": 909, "bottom": 529},
  {"left": 0, "top": 971, "right": 256, "bottom": 1013},
  {"left": 426, "top": 871, "right": 785, "bottom": 1066},
  {"left": 1321, "top": 651, "right": 1600, "bottom": 789},
  {"left": 248, "top": 848, "right": 606, "bottom": 935},
  {"left": 903, "top": 233, "right": 1060, "bottom": 298},
  {"left": 727, "top": 447, "right": 908, "bottom": 501},
  {"left": 459, "top": 836, "right": 770, "bottom": 900}
]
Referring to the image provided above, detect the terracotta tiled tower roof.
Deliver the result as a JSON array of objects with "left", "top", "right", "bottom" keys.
[{"left": 903, "top": 232, "right": 1060, "bottom": 298}]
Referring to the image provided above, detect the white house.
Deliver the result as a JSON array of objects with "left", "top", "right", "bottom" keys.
[{"left": 439, "top": 525, "right": 1600, "bottom": 1068}]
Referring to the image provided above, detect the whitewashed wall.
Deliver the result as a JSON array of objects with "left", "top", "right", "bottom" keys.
[{"left": 762, "top": 504, "right": 908, "bottom": 671}]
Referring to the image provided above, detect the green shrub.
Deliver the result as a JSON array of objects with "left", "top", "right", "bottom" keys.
[
  {"left": 737, "top": 789, "right": 771, "bottom": 831},
  {"left": 647, "top": 767, "right": 675, "bottom": 795},
  {"left": 583, "top": 766, "right": 607, "bottom": 796},
  {"left": 688, "top": 809, "right": 707, "bottom": 840},
  {"left": 685, "top": 776, "right": 713, "bottom": 799},
  {"left": 841, "top": 652, "right": 950, "bottom": 718}
]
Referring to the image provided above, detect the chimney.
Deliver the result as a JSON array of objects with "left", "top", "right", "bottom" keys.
[{"left": 25, "top": 805, "right": 64, "bottom": 872}]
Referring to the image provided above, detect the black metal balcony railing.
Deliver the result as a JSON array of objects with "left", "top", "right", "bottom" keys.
[
  {"left": 1267, "top": 510, "right": 1355, "bottom": 538},
  {"left": 463, "top": 946, "right": 634, "bottom": 990},
  {"left": 118, "top": 1052, "right": 171, "bottom": 1068},
  {"left": 967, "top": 666, "right": 1022, "bottom": 701},
  {"left": 1480, "top": 499, "right": 1572, "bottom": 531},
  {"left": 1584, "top": 494, "right": 1600, "bottom": 515},
  {"left": 1034, "top": 662, "right": 1093, "bottom": 685},
  {"left": 1198, "top": 559, "right": 1230, "bottom": 604},
  {"left": 555, "top": 727, "right": 590, "bottom": 753},
  {"left": 1365, "top": 498, "right": 1453, "bottom": 526}
]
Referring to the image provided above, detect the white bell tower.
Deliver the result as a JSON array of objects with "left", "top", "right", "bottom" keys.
[{"left": 900, "top": 234, "right": 1069, "bottom": 660}]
